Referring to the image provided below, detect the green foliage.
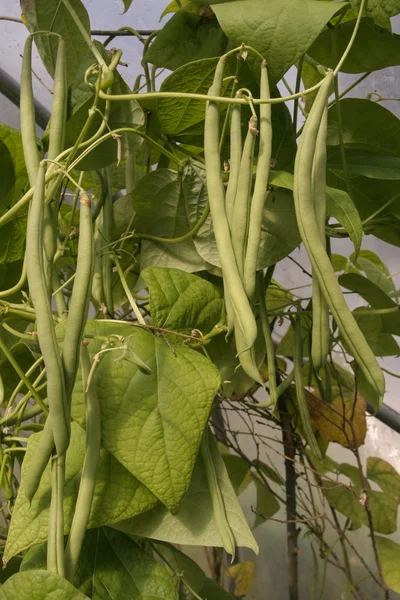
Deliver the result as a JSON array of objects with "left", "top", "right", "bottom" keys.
[{"left": 1, "top": 0, "right": 400, "bottom": 597}]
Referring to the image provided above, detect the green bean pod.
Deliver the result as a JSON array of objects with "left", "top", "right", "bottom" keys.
[
  {"left": 234, "top": 323, "right": 263, "bottom": 386},
  {"left": 225, "top": 99, "right": 242, "bottom": 229},
  {"left": 102, "top": 167, "right": 114, "bottom": 316},
  {"left": 24, "top": 419, "right": 53, "bottom": 504},
  {"left": 223, "top": 282, "right": 234, "bottom": 337},
  {"left": 20, "top": 37, "right": 40, "bottom": 187},
  {"left": 311, "top": 105, "right": 330, "bottom": 371},
  {"left": 201, "top": 428, "right": 235, "bottom": 559},
  {"left": 244, "top": 61, "right": 272, "bottom": 299},
  {"left": 26, "top": 165, "right": 69, "bottom": 457},
  {"left": 293, "top": 72, "right": 385, "bottom": 406},
  {"left": 92, "top": 210, "right": 105, "bottom": 308},
  {"left": 47, "top": 454, "right": 66, "bottom": 576},
  {"left": 294, "top": 314, "right": 322, "bottom": 460},
  {"left": 257, "top": 272, "right": 277, "bottom": 404},
  {"left": 204, "top": 56, "right": 257, "bottom": 349},
  {"left": 65, "top": 344, "right": 101, "bottom": 582},
  {"left": 62, "top": 192, "right": 93, "bottom": 401},
  {"left": 231, "top": 115, "right": 258, "bottom": 277}
]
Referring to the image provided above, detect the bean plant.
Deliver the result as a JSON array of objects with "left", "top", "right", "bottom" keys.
[{"left": 0, "top": 0, "right": 400, "bottom": 598}]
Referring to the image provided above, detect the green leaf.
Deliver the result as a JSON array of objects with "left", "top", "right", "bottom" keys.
[
  {"left": 213, "top": 0, "right": 345, "bottom": 84},
  {"left": 0, "top": 570, "right": 88, "bottom": 600},
  {"left": 77, "top": 529, "right": 178, "bottom": 599},
  {"left": 158, "top": 58, "right": 225, "bottom": 141},
  {"left": 133, "top": 169, "right": 207, "bottom": 273},
  {"left": 21, "top": 0, "right": 91, "bottom": 86},
  {"left": 375, "top": 536, "right": 400, "bottom": 593},
  {"left": 252, "top": 475, "right": 280, "bottom": 529},
  {"left": 269, "top": 170, "right": 362, "bottom": 252},
  {"left": 350, "top": 250, "right": 396, "bottom": 296},
  {"left": 0, "top": 124, "right": 28, "bottom": 264},
  {"left": 113, "top": 439, "right": 259, "bottom": 554},
  {"left": 323, "top": 483, "right": 398, "bottom": 534},
  {"left": 153, "top": 542, "right": 206, "bottom": 593},
  {"left": 252, "top": 459, "right": 285, "bottom": 485},
  {"left": 367, "top": 457, "right": 400, "bottom": 503},
  {"left": 327, "top": 99, "right": 400, "bottom": 157},
  {"left": 308, "top": 18, "right": 400, "bottom": 73},
  {"left": 326, "top": 186, "right": 363, "bottom": 254},
  {"left": 121, "top": 0, "right": 133, "bottom": 12},
  {"left": 339, "top": 272, "right": 400, "bottom": 335},
  {"left": 222, "top": 454, "right": 252, "bottom": 495},
  {"left": 350, "top": 0, "right": 400, "bottom": 28},
  {"left": 142, "top": 267, "right": 223, "bottom": 335},
  {"left": 69, "top": 321, "right": 220, "bottom": 513},
  {"left": 351, "top": 308, "right": 399, "bottom": 356},
  {"left": 328, "top": 150, "right": 400, "bottom": 180},
  {"left": 4, "top": 422, "right": 157, "bottom": 561},
  {"left": 198, "top": 578, "right": 235, "bottom": 600},
  {"left": 331, "top": 254, "right": 348, "bottom": 272},
  {"left": 144, "top": 11, "right": 227, "bottom": 71}
]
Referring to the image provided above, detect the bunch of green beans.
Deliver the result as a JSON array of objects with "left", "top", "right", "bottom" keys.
[
  {"left": 293, "top": 71, "right": 385, "bottom": 407},
  {"left": 21, "top": 33, "right": 96, "bottom": 576},
  {"left": 204, "top": 55, "right": 273, "bottom": 387}
]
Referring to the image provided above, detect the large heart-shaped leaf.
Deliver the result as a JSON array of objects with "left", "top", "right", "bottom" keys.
[
  {"left": 4, "top": 423, "right": 157, "bottom": 562},
  {"left": 308, "top": 18, "right": 400, "bottom": 73},
  {"left": 70, "top": 321, "right": 220, "bottom": 512},
  {"left": 113, "top": 437, "right": 259, "bottom": 554},
  {"left": 350, "top": 0, "right": 400, "bottom": 28},
  {"left": 0, "top": 570, "right": 88, "bottom": 600},
  {"left": 133, "top": 168, "right": 208, "bottom": 273},
  {"left": 142, "top": 267, "right": 223, "bottom": 335},
  {"left": 21, "top": 0, "right": 91, "bottom": 86},
  {"left": 21, "top": 529, "right": 178, "bottom": 600},
  {"left": 213, "top": 0, "right": 346, "bottom": 83},
  {"left": 144, "top": 11, "right": 228, "bottom": 71},
  {"left": 0, "top": 124, "right": 28, "bottom": 263},
  {"left": 327, "top": 99, "right": 400, "bottom": 157}
]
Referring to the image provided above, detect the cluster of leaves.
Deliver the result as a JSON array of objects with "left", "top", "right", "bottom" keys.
[{"left": 0, "top": 0, "right": 400, "bottom": 598}]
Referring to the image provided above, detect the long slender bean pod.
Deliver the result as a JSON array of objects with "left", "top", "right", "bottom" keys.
[
  {"left": 294, "top": 314, "right": 322, "bottom": 460},
  {"left": 24, "top": 193, "right": 93, "bottom": 503},
  {"left": 65, "top": 345, "right": 101, "bottom": 582},
  {"left": 244, "top": 61, "right": 272, "bottom": 299},
  {"left": 223, "top": 282, "right": 234, "bottom": 337},
  {"left": 257, "top": 271, "right": 277, "bottom": 404},
  {"left": 231, "top": 115, "right": 258, "bottom": 277},
  {"left": 24, "top": 420, "right": 53, "bottom": 504},
  {"left": 225, "top": 98, "right": 242, "bottom": 229},
  {"left": 43, "top": 37, "right": 68, "bottom": 294},
  {"left": 62, "top": 192, "right": 93, "bottom": 401},
  {"left": 92, "top": 210, "right": 105, "bottom": 308},
  {"left": 200, "top": 428, "right": 235, "bottom": 559},
  {"left": 47, "top": 458, "right": 58, "bottom": 573},
  {"left": 311, "top": 105, "right": 330, "bottom": 371},
  {"left": 20, "top": 37, "right": 39, "bottom": 186},
  {"left": 234, "top": 324, "right": 263, "bottom": 386},
  {"left": 204, "top": 56, "right": 257, "bottom": 349},
  {"left": 293, "top": 73, "right": 385, "bottom": 405},
  {"left": 102, "top": 167, "right": 114, "bottom": 316},
  {"left": 26, "top": 164, "right": 69, "bottom": 456}
]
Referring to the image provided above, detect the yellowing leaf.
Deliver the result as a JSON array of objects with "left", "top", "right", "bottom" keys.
[
  {"left": 306, "top": 389, "right": 367, "bottom": 450},
  {"left": 228, "top": 561, "right": 255, "bottom": 597},
  {"left": 375, "top": 536, "right": 400, "bottom": 593}
]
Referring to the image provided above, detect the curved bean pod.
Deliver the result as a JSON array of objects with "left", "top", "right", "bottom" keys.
[
  {"left": 204, "top": 56, "right": 257, "bottom": 349},
  {"left": 225, "top": 99, "right": 242, "bottom": 229},
  {"left": 234, "top": 323, "right": 263, "bottom": 386},
  {"left": 311, "top": 104, "right": 330, "bottom": 371},
  {"left": 231, "top": 115, "right": 258, "bottom": 277},
  {"left": 244, "top": 61, "right": 272, "bottom": 299},
  {"left": 102, "top": 167, "right": 114, "bottom": 316},
  {"left": 293, "top": 72, "right": 385, "bottom": 406},
  {"left": 65, "top": 344, "right": 101, "bottom": 582},
  {"left": 26, "top": 164, "right": 69, "bottom": 457},
  {"left": 20, "top": 37, "right": 40, "bottom": 187},
  {"left": 294, "top": 314, "right": 322, "bottom": 460}
]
